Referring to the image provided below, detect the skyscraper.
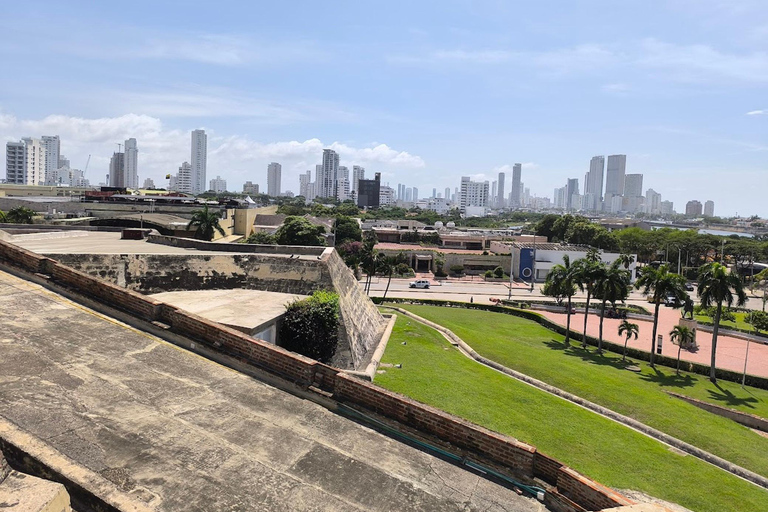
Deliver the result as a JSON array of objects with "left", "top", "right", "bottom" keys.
[
  {"left": 267, "top": 162, "right": 282, "bottom": 196},
  {"left": 299, "top": 171, "right": 311, "bottom": 198},
  {"left": 623, "top": 174, "right": 643, "bottom": 197},
  {"left": 319, "top": 149, "right": 339, "bottom": 199},
  {"left": 445, "top": 187, "right": 451, "bottom": 202},
  {"left": 685, "top": 200, "right": 703, "bottom": 217},
  {"left": 459, "top": 177, "right": 490, "bottom": 214},
  {"left": 510, "top": 163, "right": 522, "bottom": 208},
  {"left": 584, "top": 156, "right": 604, "bottom": 211},
  {"left": 704, "top": 200, "right": 715, "bottom": 217},
  {"left": 124, "top": 138, "right": 138, "bottom": 189},
  {"left": 566, "top": 178, "right": 579, "bottom": 211},
  {"left": 41, "top": 135, "right": 60, "bottom": 185},
  {"left": 645, "top": 189, "right": 662, "bottom": 215},
  {"left": 605, "top": 155, "right": 626, "bottom": 195},
  {"left": 109, "top": 152, "right": 125, "bottom": 188},
  {"left": 209, "top": 176, "right": 227, "bottom": 193},
  {"left": 497, "top": 171, "right": 505, "bottom": 208},
  {"left": 412, "top": 187, "right": 419, "bottom": 201},
  {"left": 191, "top": 129, "right": 207, "bottom": 195},
  {"left": 352, "top": 165, "right": 365, "bottom": 193}
]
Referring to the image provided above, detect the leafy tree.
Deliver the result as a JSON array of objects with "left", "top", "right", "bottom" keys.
[
  {"left": 543, "top": 254, "right": 579, "bottom": 347},
  {"left": 670, "top": 325, "right": 695, "bottom": 375},
  {"left": 746, "top": 311, "right": 768, "bottom": 334},
  {"left": 337, "top": 240, "right": 364, "bottom": 279},
  {"left": 186, "top": 204, "right": 225, "bottom": 241},
  {"left": 535, "top": 214, "right": 560, "bottom": 241},
  {"left": 698, "top": 262, "right": 747, "bottom": 382},
  {"left": 275, "top": 216, "right": 326, "bottom": 246},
  {"left": 618, "top": 320, "right": 639, "bottom": 362},
  {"left": 279, "top": 291, "right": 339, "bottom": 363},
  {"left": 5, "top": 206, "right": 36, "bottom": 224},
  {"left": 635, "top": 264, "right": 688, "bottom": 367},
  {"left": 244, "top": 231, "right": 277, "bottom": 244},
  {"left": 334, "top": 216, "right": 362, "bottom": 244},
  {"left": 334, "top": 201, "right": 360, "bottom": 217},
  {"left": 594, "top": 261, "right": 631, "bottom": 354},
  {"left": 360, "top": 231, "right": 379, "bottom": 294}
]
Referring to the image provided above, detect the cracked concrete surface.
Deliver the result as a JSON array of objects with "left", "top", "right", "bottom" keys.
[{"left": 0, "top": 269, "right": 545, "bottom": 512}]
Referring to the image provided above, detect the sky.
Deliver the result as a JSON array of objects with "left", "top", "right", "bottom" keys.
[{"left": 1, "top": 0, "right": 766, "bottom": 217}]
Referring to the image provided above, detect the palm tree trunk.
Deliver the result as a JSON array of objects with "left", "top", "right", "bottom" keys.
[
  {"left": 650, "top": 301, "right": 660, "bottom": 367},
  {"left": 623, "top": 335, "right": 629, "bottom": 362},
  {"left": 582, "top": 291, "right": 591, "bottom": 349},
  {"left": 710, "top": 300, "right": 722, "bottom": 382},
  {"left": 382, "top": 269, "right": 393, "bottom": 301},
  {"left": 564, "top": 295, "right": 572, "bottom": 347},
  {"left": 598, "top": 299, "right": 607, "bottom": 354},
  {"left": 677, "top": 344, "right": 682, "bottom": 375}
]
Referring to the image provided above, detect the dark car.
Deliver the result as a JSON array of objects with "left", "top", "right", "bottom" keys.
[{"left": 685, "top": 283, "right": 695, "bottom": 291}]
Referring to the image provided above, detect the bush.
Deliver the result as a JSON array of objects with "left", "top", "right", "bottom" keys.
[
  {"left": 493, "top": 266, "right": 504, "bottom": 278},
  {"left": 244, "top": 231, "right": 277, "bottom": 244},
  {"left": 484, "top": 270, "right": 494, "bottom": 278},
  {"left": 449, "top": 265, "right": 464, "bottom": 276},
  {"left": 279, "top": 291, "right": 340, "bottom": 363}
]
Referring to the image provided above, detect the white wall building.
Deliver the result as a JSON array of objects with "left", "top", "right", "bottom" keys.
[
  {"left": 645, "top": 188, "right": 662, "bottom": 215},
  {"left": 143, "top": 178, "right": 155, "bottom": 189},
  {"left": 171, "top": 162, "right": 193, "bottom": 194},
  {"left": 459, "top": 176, "right": 489, "bottom": 214},
  {"left": 41, "top": 135, "right": 60, "bottom": 185},
  {"left": 352, "top": 165, "right": 365, "bottom": 193},
  {"left": 379, "top": 185, "right": 395, "bottom": 206},
  {"left": 191, "top": 129, "right": 207, "bottom": 195},
  {"left": 318, "top": 149, "right": 339, "bottom": 199},
  {"left": 267, "top": 162, "right": 281, "bottom": 196},
  {"left": 209, "top": 175, "right": 227, "bottom": 193}
]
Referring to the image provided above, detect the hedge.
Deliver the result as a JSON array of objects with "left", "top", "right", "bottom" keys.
[{"left": 372, "top": 297, "right": 768, "bottom": 390}]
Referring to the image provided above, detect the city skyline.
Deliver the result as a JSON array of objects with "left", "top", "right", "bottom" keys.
[{"left": 1, "top": 2, "right": 767, "bottom": 216}]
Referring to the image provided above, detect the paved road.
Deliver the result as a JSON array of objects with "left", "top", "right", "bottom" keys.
[
  {"left": 364, "top": 277, "right": 768, "bottom": 379},
  {"left": 0, "top": 269, "right": 543, "bottom": 512}
]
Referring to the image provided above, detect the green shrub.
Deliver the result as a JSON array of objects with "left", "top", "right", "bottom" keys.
[
  {"left": 493, "top": 266, "right": 504, "bottom": 278},
  {"left": 279, "top": 291, "right": 339, "bottom": 363},
  {"left": 449, "top": 265, "right": 464, "bottom": 275},
  {"left": 484, "top": 270, "right": 494, "bottom": 278}
]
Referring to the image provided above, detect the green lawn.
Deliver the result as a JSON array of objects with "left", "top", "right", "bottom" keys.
[
  {"left": 376, "top": 314, "right": 768, "bottom": 512},
  {"left": 694, "top": 311, "right": 760, "bottom": 333},
  {"left": 393, "top": 305, "right": 768, "bottom": 479}
]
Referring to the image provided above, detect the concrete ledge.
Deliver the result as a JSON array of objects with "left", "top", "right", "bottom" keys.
[
  {"left": 667, "top": 391, "right": 768, "bottom": 432},
  {"left": 343, "top": 313, "right": 398, "bottom": 381},
  {"left": 0, "top": 420, "right": 153, "bottom": 512},
  {"left": 146, "top": 234, "right": 326, "bottom": 255}
]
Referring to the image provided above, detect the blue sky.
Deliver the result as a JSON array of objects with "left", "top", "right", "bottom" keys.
[{"left": 1, "top": 0, "right": 766, "bottom": 216}]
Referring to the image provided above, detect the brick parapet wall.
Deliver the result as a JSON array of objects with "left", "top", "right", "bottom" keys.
[
  {"left": 147, "top": 234, "right": 326, "bottom": 256},
  {"left": 0, "top": 238, "right": 634, "bottom": 512}
]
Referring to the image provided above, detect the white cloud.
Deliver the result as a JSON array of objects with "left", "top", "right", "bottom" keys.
[
  {"left": 746, "top": 109, "right": 766, "bottom": 115},
  {"left": 0, "top": 113, "right": 426, "bottom": 191}
]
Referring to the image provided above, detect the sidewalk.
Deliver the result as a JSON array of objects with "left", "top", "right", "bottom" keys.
[{"left": 538, "top": 307, "right": 768, "bottom": 378}]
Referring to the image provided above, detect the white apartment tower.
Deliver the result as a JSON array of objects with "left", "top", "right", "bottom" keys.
[
  {"left": 299, "top": 170, "right": 311, "bottom": 198},
  {"left": 459, "top": 176, "right": 490, "bottom": 214},
  {"left": 704, "top": 200, "right": 715, "bottom": 217},
  {"left": 584, "top": 156, "right": 604, "bottom": 211},
  {"left": 352, "top": 165, "right": 365, "bottom": 193},
  {"left": 191, "top": 129, "right": 207, "bottom": 195},
  {"left": 41, "top": 136, "right": 60, "bottom": 185},
  {"left": 336, "top": 165, "right": 350, "bottom": 201},
  {"left": 5, "top": 141, "right": 26, "bottom": 184},
  {"left": 510, "top": 163, "right": 522, "bottom": 208},
  {"left": 173, "top": 162, "right": 193, "bottom": 194},
  {"left": 318, "top": 149, "right": 339, "bottom": 199},
  {"left": 267, "top": 162, "right": 282, "bottom": 196},
  {"left": 645, "top": 189, "right": 662, "bottom": 215},
  {"left": 108, "top": 152, "right": 125, "bottom": 188},
  {"left": 604, "top": 154, "right": 626, "bottom": 209},
  {"left": 124, "top": 138, "right": 138, "bottom": 189},
  {"left": 209, "top": 176, "right": 227, "bottom": 193}
]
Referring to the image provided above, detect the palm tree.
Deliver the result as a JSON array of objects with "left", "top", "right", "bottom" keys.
[
  {"left": 634, "top": 264, "right": 688, "bottom": 367},
  {"left": 618, "top": 320, "right": 639, "bottom": 362},
  {"left": 381, "top": 253, "right": 406, "bottom": 301},
  {"left": 186, "top": 204, "right": 225, "bottom": 241},
  {"left": 594, "top": 261, "right": 631, "bottom": 354},
  {"left": 670, "top": 325, "right": 695, "bottom": 375},
  {"left": 617, "top": 253, "right": 635, "bottom": 269},
  {"left": 543, "top": 254, "right": 579, "bottom": 347},
  {"left": 698, "top": 262, "right": 747, "bottom": 382},
  {"left": 573, "top": 252, "right": 602, "bottom": 349}
]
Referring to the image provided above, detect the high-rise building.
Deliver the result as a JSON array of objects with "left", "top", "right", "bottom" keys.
[
  {"left": 299, "top": 171, "right": 311, "bottom": 198},
  {"left": 566, "top": 178, "right": 579, "bottom": 211},
  {"left": 445, "top": 187, "right": 451, "bottom": 202},
  {"left": 5, "top": 141, "right": 25, "bottom": 184},
  {"left": 645, "top": 189, "right": 662, "bottom": 215},
  {"left": 108, "top": 152, "right": 125, "bottom": 188},
  {"left": 243, "top": 181, "right": 259, "bottom": 195},
  {"left": 190, "top": 129, "right": 207, "bottom": 195},
  {"left": 584, "top": 156, "right": 604, "bottom": 211},
  {"left": 704, "top": 200, "right": 715, "bottom": 217},
  {"left": 497, "top": 171, "right": 506, "bottom": 209},
  {"left": 357, "top": 173, "right": 381, "bottom": 208},
  {"left": 379, "top": 185, "right": 394, "bottom": 206},
  {"left": 554, "top": 186, "right": 567, "bottom": 209},
  {"left": 661, "top": 200, "right": 674, "bottom": 216},
  {"left": 623, "top": 174, "right": 643, "bottom": 197},
  {"left": 171, "top": 162, "right": 193, "bottom": 194},
  {"left": 459, "top": 176, "right": 490, "bottom": 214},
  {"left": 685, "top": 200, "right": 703, "bottom": 217},
  {"left": 124, "top": 138, "right": 138, "bottom": 189},
  {"left": 336, "top": 165, "right": 350, "bottom": 201},
  {"left": 352, "top": 165, "right": 365, "bottom": 193},
  {"left": 510, "top": 163, "right": 522, "bottom": 208},
  {"left": 209, "top": 176, "right": 227, "bottom": 193},
  {"left": 318, "top": 149, "right": 339, "bottom": 199},
  {"left": 605, "top": 155, "right": 626, "bottom": 195},
  {"left": 413, "top": 187, "right": 419, "bottom": 201},
  {"left": 41, "top": 135, "right": 60, "bottom": 185},
  {"left": 143, "top": 178, "right": 155, "bottom": 189},
  {"left": 491, "top": 181, "right": 497, "bottom": 206},
  {"left": 267, "top": 162, "right": 281, "bottom": 196}
]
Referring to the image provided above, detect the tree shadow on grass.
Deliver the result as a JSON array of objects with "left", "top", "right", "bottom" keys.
[
  {"left": 706, "top": 383, "right": 760, "bottom": 410},
  {"left": 638, "top": 368, "right": 696, "bottom": 389},
  {"left": 543, "top": 339, "right": 636, "bottom": 371}
]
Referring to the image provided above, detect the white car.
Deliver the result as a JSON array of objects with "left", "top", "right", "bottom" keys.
[{"left": 409, "top": 279, "right": 430, "bottom": 289}]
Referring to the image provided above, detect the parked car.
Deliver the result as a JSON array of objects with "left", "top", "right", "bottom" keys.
[
  {"left": 409, "top": 279, "right": 430, "bottom": 289},
  {"left": 685, "top": 283, "right": 695, "bottom": 291},
  {"left": 664, "top": 294, "right": 682, "bottom": 307}
]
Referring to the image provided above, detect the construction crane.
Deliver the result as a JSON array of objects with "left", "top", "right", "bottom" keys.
[
  {"left": 83, "top": 155, "right": 91, "bottom": 177},
  {"left": 116, "top": 142, "right": 122, "bottom": 153}
]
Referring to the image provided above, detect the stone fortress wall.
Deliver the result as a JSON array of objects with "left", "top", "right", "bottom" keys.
[{"left": 0, "top": 238, "right": 637, "bottom": 512}]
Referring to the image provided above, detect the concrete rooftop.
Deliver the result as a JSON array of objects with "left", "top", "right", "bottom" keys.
[
  {"left": 151, "top": 289, "right": 306, "bottom": 334},
  {"left": 0, "top": 269, "right": 543, "bottom": 512}
]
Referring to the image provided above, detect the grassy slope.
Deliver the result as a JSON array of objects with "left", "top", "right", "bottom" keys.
[
  {"left": 397, "top": 305, "right": 768, "bottom": 478},
  {"left": 376, "top": 315, "right": 768, "bottom": 512}
]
